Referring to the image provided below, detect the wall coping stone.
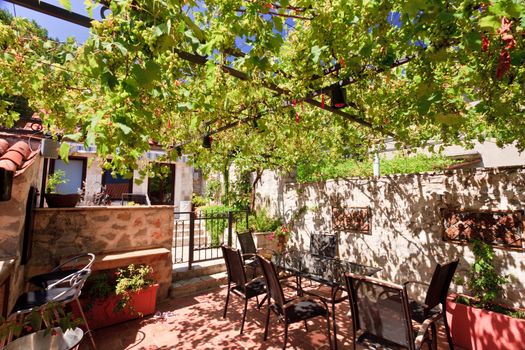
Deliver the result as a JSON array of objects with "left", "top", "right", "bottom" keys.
[
  {"left": 35, "top": 205, "right": 175, "bottom": 212},
  {"left": 286, "top": 165, "right": 525, "bottom": 187}
]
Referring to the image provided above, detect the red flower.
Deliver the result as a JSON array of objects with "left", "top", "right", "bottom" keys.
[
  {"left": 481, "top": 34, "right": 489, "bottom": 52},
  {"left": 496, "top": 50, "right": 511, "bottom": 80}
]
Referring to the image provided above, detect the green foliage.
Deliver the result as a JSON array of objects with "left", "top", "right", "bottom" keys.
[
  {"left": 247, "top": 207, "right": 282, "bottom": 232},
  {"left": 0, "top": 302, "right": 81, "bottom": 344},
  {"left": 222, "top": 171, "right": 251, "bottom": 210},
  {"left": 115, "top": 264, "right": 154, "bottom": 295},
  {"left": 2, "top": 2, "right": 525, "bottom": 177},
  {"left": 204, "top": 178, "right": 222, "bottom": 202},
  {"left": 191, "top": 193, "right": 207, "bottom": 207},
  {"left": 297, "top": 154, "right": 457, "bottom": 182},
  {"left": 46, "top": 169, "right": 68, "bottom": 193},
  {"left": 467, "top": 240, "right": 509, "bottom": 308},
  {"left": 201, "top": 205, "right": 232, "bottom": 246}
]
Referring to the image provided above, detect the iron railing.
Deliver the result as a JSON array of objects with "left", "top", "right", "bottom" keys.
[{"left": 173, "top": 208, "right": 249, "bottom": 269}]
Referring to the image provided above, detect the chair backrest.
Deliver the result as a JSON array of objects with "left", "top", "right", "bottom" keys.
[
  {"left": 48, "top": 253, "right": 96, "bottom": 289},
  {"left": 256, "top": 255, "right": 286, "bottom": 308},
  {"left": 424, "top": 258, "right": 459, "bottom": 309},
  {"left": 310, "top": 234, "right": 337, "bottom": 258},
  {"left": 221, "top": 245, "right": 248, "bottom": 288},
  {"left": 237, "top": 231, "right": 257, "bottom": 256},
  {"left": 345, "top": 273, "right": 415, "bottom": 350}
]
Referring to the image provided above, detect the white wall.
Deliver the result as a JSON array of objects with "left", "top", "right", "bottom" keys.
[{"left": 256, "top": 167, "right": 525, "bottom": 308}]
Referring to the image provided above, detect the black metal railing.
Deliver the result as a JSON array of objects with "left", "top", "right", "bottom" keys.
[{"left": 173, "top": 208, "right": 249, "bottom": 269}]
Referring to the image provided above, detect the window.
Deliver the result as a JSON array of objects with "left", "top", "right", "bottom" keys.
[
  {"left": 148, "top": 163, "right": 175, "bottom": 205},
  {"left": 102, "top": 170, "right": 133, "bottom": 200},
  {"left": 49, "top": 157, "right": 86, "bottom": 194}
]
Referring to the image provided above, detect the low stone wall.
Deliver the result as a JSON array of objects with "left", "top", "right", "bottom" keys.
[
  {"left": 256, "top": 166, "right": 525, "bottom": 308},
  {"left": 30, "top": 206, "right": 174, "bottom": 299}
]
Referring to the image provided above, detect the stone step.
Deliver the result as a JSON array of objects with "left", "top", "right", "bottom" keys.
[
  {"left": 170, "top": 271, "right": 227, "bottom": 298},
  {"left": 172, "top": 260, "right": 226, "bottom": 281}
]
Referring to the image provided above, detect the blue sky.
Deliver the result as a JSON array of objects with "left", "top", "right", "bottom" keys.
[{"left": 0, "top": 0, "right": 97, "bottom": 43}]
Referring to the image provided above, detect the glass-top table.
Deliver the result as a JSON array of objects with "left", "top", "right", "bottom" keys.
[{"left": 272, "top": 250, "right": 381, "bottom": 349}]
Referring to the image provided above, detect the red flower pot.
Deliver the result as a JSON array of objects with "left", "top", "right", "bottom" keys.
[
  {"left": 73, "top": 284, "right": 159, "bottom": 330},
  {"left": 446, "top": 294, "right": 525, "bottom": 350}
]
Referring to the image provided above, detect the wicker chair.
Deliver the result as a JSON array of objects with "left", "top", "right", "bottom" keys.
[
  {"left": 405, "top": 259, "right": 459, "bottom": 350},
  {"left": 257, "top": 254, "right": 332, "bottom": 350},
  {"left": 236, "top": 230, "right": 261, "bottom": 277},
  {"left": 344, "top": 272, "right": 438, "bottom": 350},
  {"left": 221, "top": 245, "right": 266, "bottom": 334}
]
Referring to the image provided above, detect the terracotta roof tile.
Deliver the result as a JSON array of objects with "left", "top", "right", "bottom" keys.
[
  {"left": 0, "top": 138, "right": 40, "bottom": 176},
  {"left": 0, "top": 139, "right": 8, "bottom": 156}
]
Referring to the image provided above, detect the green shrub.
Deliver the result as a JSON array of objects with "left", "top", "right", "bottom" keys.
[
  {"left": 296, "top": 154, "right": 457, "bottom": 182},
  {"left": 248, "top": 208, "right": 282, "bottom": 232},
  {"left": 468, "top": 240, "right": 509, "bottom": 308},
  {"left": 201, "top": 205, "right": 232, "bottom": 246}
]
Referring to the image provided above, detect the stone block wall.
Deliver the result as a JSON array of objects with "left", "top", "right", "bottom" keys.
[
  {"left": 30, "top": 206, "right": 174, "bottom": 299},
  {"left": 0, "top": 153, "right": 41, "bottom": 312},
  {"left": 255, "top": 166, "right": 525, "bottom": 308}
]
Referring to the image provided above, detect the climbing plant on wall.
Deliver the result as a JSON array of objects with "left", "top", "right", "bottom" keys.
[{"left": 0, "top": 1, "right": 524, "bottom": 175}]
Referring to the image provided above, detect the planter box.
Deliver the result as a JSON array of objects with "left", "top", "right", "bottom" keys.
[
  {"left": 45, "top": 193, "right": 81, "bottom": 208},
  {"left": 446, "top": 295, "right": 525, "bottom": 350},
  {"left": 73, "top": 284, "right": 159, "bottom": 330},
  {"left": 253, "top": 231, "right": 279, "bottom": 252}
]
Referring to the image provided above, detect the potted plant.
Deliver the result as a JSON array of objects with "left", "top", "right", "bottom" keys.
[
  {"left": 72, "top": 264, "right": 159, "bottom": 330},
  {"left": 44, "top": 169, "right": 81, "bottom": 208},
  {"left": 244, "top": 208, "right": 282, "bottom": 252},
  {"left": 446, "top": 240, "right": 525, "bottom": 350}
]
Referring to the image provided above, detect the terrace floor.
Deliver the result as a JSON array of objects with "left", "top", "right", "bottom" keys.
[{"left": 79, "top": 282, "right": 460, "bottom": 350}]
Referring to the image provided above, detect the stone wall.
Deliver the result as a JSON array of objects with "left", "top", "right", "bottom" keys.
[
  {"left": 255, "top": 166, "right": 525, "bottom": 308},
  {"left": 0, "top": 153, "right": 41, "bottom": 312},
  {"left": 30, "top": 206, "right": 174, "bottom": 299}
]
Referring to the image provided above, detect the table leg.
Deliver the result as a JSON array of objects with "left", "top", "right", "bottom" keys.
[{"left": 331, "top": 287, "right": 338, "bottom": 350}]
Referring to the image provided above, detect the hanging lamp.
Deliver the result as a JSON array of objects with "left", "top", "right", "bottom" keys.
[{"left": 331, "top": 84, "right": 347, "bottom": 109}]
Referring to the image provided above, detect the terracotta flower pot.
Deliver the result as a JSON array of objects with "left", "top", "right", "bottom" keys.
[
  {"left": 72, "top": 284, "right": 159, "bottom": 330},
  {"left": 446, "top": 294, "right": 525, "bottom": 350},
  {"left": 45, "top": 193, "right": 81, "bottom": 208}
]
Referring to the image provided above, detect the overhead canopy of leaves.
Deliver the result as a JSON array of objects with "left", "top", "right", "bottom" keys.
[{"left": 0, "top": 0, "right": 524, "bottom": 175}]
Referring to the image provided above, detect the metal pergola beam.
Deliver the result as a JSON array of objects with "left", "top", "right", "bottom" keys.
[{"left": 5, "top": 0, "right": 93, "bottom": 27}]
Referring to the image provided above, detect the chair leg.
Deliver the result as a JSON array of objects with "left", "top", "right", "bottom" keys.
[
  {"left": 326, "top": 313, "right": 333, "bottom": 350},
  {"left": 283, "top": 323, "right": 289, "bottom": 350},
  {"left": 75, "top": 298, "right": 97, "bottom": 350},
  {"left": 431, "top": 323, "right": 438, "bottom": 350},
  {"left": 263, "top": 305, "right": 271, "bottom": 341},
  {"left": 223, "top": 285, "right": 231, "bottom": 319},
  {"left": 240, "top": 298, "right": 248, "bottom": 334},
  {"left": 331, "top": 300, "right": 337, "bottom": 349},
  {"left": 442, "top": 304, "right": 454, "bottom": 350}
]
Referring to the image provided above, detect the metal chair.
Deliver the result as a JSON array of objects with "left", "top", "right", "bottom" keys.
[
  {"left": 405, "top": 259, "right": 459, "bottom": 350},
  {"left": 257, "top": 254, "right": 332, "bottom": 350},
  {"left": 29, "top": 253, "right": 95, "bottom": 289},
  {"left": 344, "top": 272, "right": 438, "bottom": 350},
  {"left": 9, "top": 269, "right": 97, "bottom": 349},
  {"left": 221, "top": 245, "right": 267, "bottom": 334}
]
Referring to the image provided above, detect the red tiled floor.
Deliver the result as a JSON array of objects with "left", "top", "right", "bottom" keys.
[{"left": 80, "top": 283, "right": 458, "bottom": 350}]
